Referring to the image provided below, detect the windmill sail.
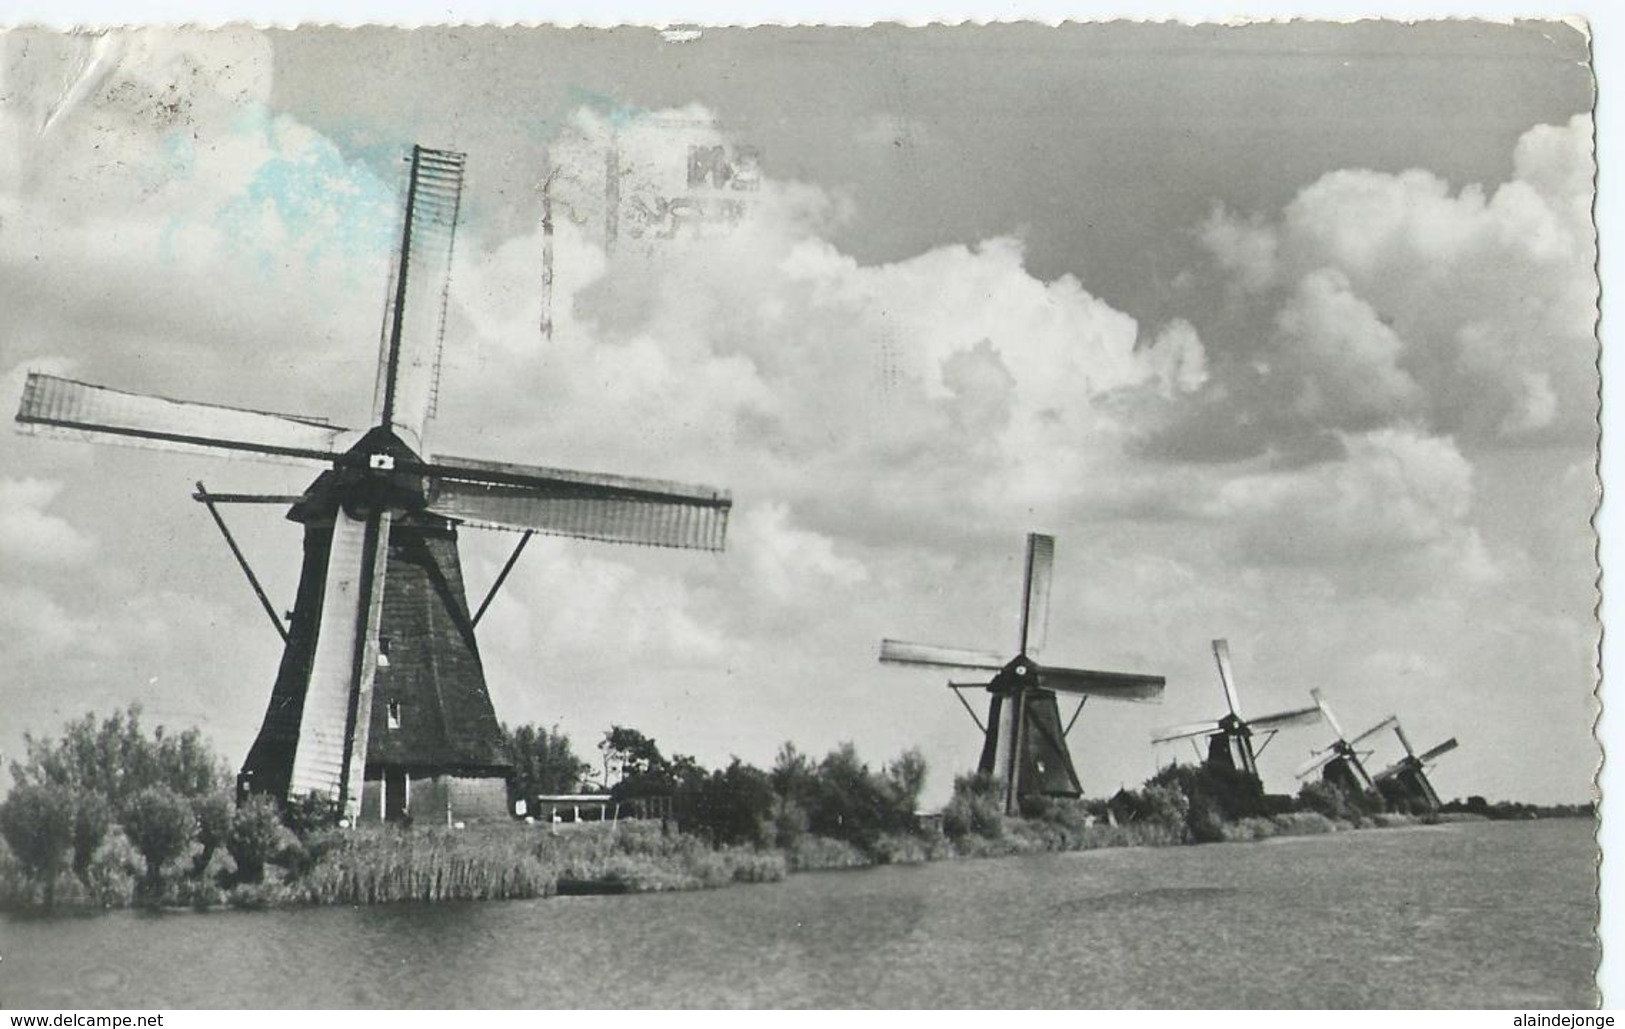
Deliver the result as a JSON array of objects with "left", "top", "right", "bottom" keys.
[
  {"left": 1245, "top": 703, "right": 1324, "bottom": 732},
  {"left": 1035, "top": 665, "right": 1165, "bottom": 700},
  {"left": 878, "top": 639, "right": 1007, "bottom": 672},
  {"left": 424, "top": 454, "right": 732, "bottom": 551},
  {"left": 1419, "top": 738, "right": 1459, "bottom": 763},
  {"left": 16, "top": 372, "right": 349, "bottom": 463},
  {"left": 375, "top": 147, "right": 465, "bottom": 454},
  {"left": 1213, "top": 639, "right": 1244, "bottom": 719},
  {"left": 1018, "top": 533, "right": 1054, "bottom": 657}
]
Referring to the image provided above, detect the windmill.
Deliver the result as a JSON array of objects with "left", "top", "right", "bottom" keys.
[
  {"left": 14, "top": 145, "right": 732, "bottom": 825},
  {"left": 1294, "top": 689, "right": 1394, "bottom": 798},
  {"left": 1150, "top": 639, "right": 1322, "bottom": 781},
  {"left": 1372, "top": 722, "right": 1459, "bottom": 812},
  {"left": 878, "top": 533, "right": 1165, "bottom": 815}
]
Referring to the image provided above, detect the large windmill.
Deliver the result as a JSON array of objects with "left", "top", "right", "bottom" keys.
[
  {"left": 1150, "top": 639, "right": 1322, "bottom": 781},
  {"left": 14, "top": 145, "right": 732, "bottom": 824},
  {"left": 878, "top": 533, "right": 1165, "bottom": 815},
  {"left": 1373, "top": 721, "right": 1459, "bottom": 812},
  {"left": 1294, "top": 689, "right": 1394, "bottom": 798}
]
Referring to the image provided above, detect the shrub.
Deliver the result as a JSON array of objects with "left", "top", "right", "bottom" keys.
[
  {"left": 283, "top": 791, "right": 342, "bottom": 836},
  {"left": 84, "top": 828, "right": 141, "bottom": 906},
  {"left": 942, "top": 773, "right": 1005, "bottom": 841},
  {"left": 228, "top": 795, "right": 296, "bottom": 884}
]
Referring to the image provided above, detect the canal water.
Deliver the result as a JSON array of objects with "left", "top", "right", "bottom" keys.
[{"left": 0, "top": 819, "right": 1598, "bottom": 1008}]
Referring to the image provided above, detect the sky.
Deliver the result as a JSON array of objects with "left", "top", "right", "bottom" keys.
[{"left": 0, "top": 20, "right": 1599, "bottom": 808}]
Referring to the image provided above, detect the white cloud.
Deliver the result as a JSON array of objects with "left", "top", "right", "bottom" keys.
[
  {"left": 1206, "top": 429, "right": 1499, "bottom": 590},
  {"left": 0, "top": 479, "right": 97, "bottom": 567},
  {"left": 1196, "top": 114, "right": 1596, "bottom": 446}
]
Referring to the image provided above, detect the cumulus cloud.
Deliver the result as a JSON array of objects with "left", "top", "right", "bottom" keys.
[
  {"left": 435, "top": 105, "right": 1207, "bottom": 556},
  {"left": 1187, "top": 113, "right": 1595, "bottom": 450},
  {"left": 0, "top": 479, "right": 97, "bottom": 567},
  {"left": 1203, "top": 429, "right": 1499, "bottom": 590}
]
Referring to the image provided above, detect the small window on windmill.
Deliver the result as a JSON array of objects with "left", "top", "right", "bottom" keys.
[
  {"left": 377, "top": 636, "right": 391, "bottom": 668},
  {"left": 387, "top": 700, "right": 402, "bottom": 730}
]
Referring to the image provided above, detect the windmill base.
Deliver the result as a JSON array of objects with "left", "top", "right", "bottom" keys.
[{"left": 356, "top": 771, "right": 510, "bottom": 825}]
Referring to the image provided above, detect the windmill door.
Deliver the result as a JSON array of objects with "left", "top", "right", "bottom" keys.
[{"left": 384, "top": 770, "right": 409, "bottom": 822}]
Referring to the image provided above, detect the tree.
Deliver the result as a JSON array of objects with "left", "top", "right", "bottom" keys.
[
  {"left": 601, "top": 726, "right": 676, "bottom": 800},
  {"left": 10, "top": 705, "right": 228, "bottom": 813},
  {"left": 70, "top": 790, "right": 112, "bottom": 883},
  {"left": 804, "top": 743, "right": 920, "bottom": 846},
  {"left": 120, "top": 785, "right": 197, "bottom": 899},
  {"left": 690, "top": 759, "right": 775, "bottom": 847},
  {"left": 503, "top": 723, "right": 592, "bottom": 797},
  {"left": 0, "top": 783, "right": 77, "bottom": 908},
  {"left": 770, "top": 742, "right": 817, "bottom": 800}
]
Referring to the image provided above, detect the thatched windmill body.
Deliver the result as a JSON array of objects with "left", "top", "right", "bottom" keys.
[
  {"left": 15, "top": 146, "right": 732, "bottom": 824},
  {"left": 1151, "top": 639, "right": 1322, "bottom": 781},
  {"left": 878, "top": 533, "right": 1164, "bottom": 815}
]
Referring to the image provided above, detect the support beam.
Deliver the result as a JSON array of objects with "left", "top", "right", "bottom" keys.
[
  {"left": 190, "top": 491, "right": 303, "bottom": 504},
  {"left": 946, "top": 684, "right": 987, "bottom": 734},
  {"left": 194, "top": 482, "right": 289, "bottom": 644},
  {"left": 472, "top": 530, "right": 534, "bottom": 628},
  {"left": 1063, "top": 695, "right": 1088, "bottom": 737}
]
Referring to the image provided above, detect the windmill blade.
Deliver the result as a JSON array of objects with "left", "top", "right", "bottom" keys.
[
  {"left": 1295, "top": 747, "right": 1338, "bottom": 779},
  {"left": 15, "top": 372, "right": 348, "bottom": 464},
  {"left": 422, "top": 454, "right": 732, "bottom": 551},
  {"left": 1034, "top": 664, "right": 1165, "bottom": 701},
  {"left": 1393, "top": 721, "right": 1417, "bottom": 758},
  {"left": 374, "top": 146, "right": 465, "bottom": 454},
  {"left": 1246, "top": 703, "right": 1325, "bottom": 733},
  {"left": 286, "top": 509, "right": 391, "bottom": 810},
  {"left": 1372, "top": 757, "right": 1410, "bottom": 783},
  {"left": 1310, "top": 688, "right": 1348, "bottom": 742},
  {"left": 1151, "top": 720, "right": 1223, "bottom": 743},
  {"left": 1211, "top": 639, "right": 1245, "bottom": 719},
  {"left": 1349, "top": 715, "right": 1399, "bottom": 748},
  {"left": 1018, "top": 533, "right": 1055, "bottom": 657},
  {"left": 1419, "top": 738, "right": 1459, "bottom": 764},
  {"left": 878, "top": 639, "right": 1007, "bottom": 672}
]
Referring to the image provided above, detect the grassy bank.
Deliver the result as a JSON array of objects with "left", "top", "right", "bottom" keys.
[
  {"left": 0, "top": 707, "right": 1568, "bottom": 914},
  {"left": 2, "top": 803, "right": 1434, "bottom": 912}
]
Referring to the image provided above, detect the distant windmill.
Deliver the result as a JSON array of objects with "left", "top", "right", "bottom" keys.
[
  {"left": 1150, "top": 639, "right": 1322, "bottom": 780},
  {"left": 1294, "top": 689, "right": 1394, "bottom": 797},
  {"left": 15, "top": 145, "right": 732, "bottom": 825},
  {"left": 1373, "top": 722, "right": 1459, "bottom": 812},
  {"left": 878, "top": 533, "right": 1165, "bottom": 815}
]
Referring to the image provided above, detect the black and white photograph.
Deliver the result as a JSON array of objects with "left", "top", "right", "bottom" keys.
[{"left": 0, "top": 14, "right": 1604, "bottom": 1009}]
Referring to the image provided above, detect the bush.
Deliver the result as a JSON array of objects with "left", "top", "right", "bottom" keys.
[
  {"left": 283, "top": 791, "right": 342, "bottom": 836},
  {"left": 942, "top": 773, "right": 1005, "bottom": 841},
  {"left": 84, "top": 828, "right": 141, "bottom": 906},
  {"left": 228, "top": 795, "right": 297, "bottom": 884}
]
